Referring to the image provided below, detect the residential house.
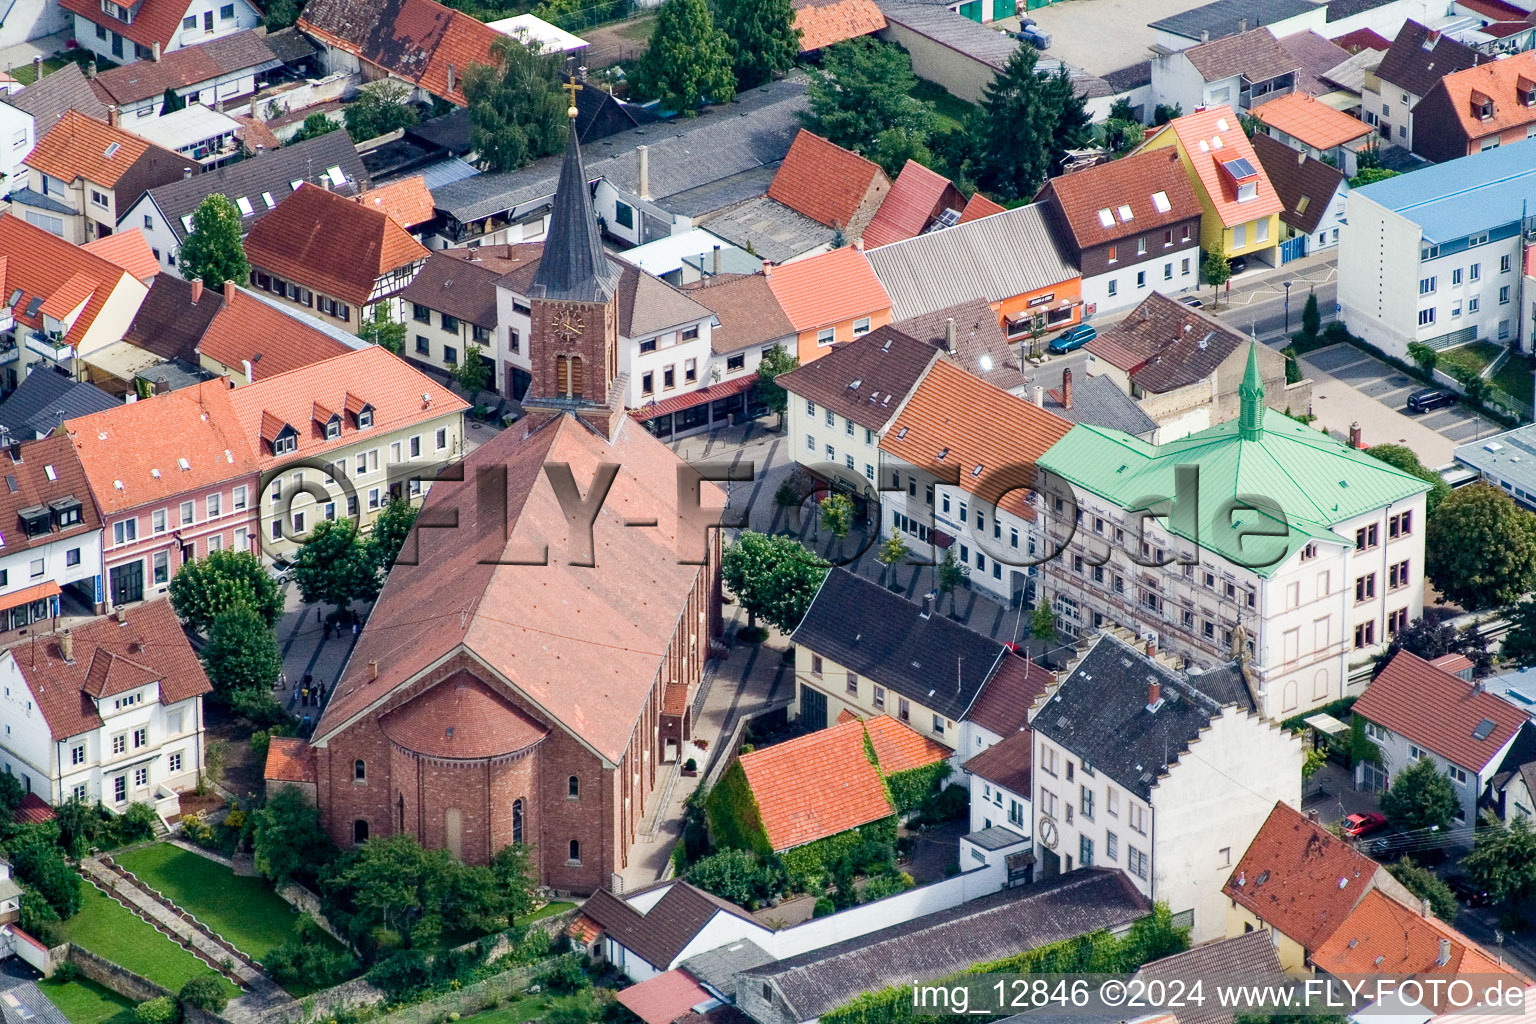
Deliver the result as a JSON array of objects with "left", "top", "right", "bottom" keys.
[
  {"left": 1338, "top": 139, "right": 1536, "bottom": 359},
  {"left": 1254, "top": 93, "right": 1375, "bottom": 177},
  {"left": 126, "top": 105, "right": 243, "bottom": 171},
  {"left": 1251, "top": 132, "right": 1350, "bottom": 261},
  {"left": 1036, "top": 346, "right": 1432, "bottom": 718},
  {"left": 1411, "top": 52, "right": 1536, "bottom": 162},
  {"left": 1035, "top": 148, "right": 1203, "bottom": 318},
  {"left": 62, "top": 0, "right": 262, "bottom": 66},
  {"left": 1132, "top": 934, "right": 1286, "bottom": 1024},
  {"left": 298, "top": 0, "right": 499, "bottom": 107},
  {"left": 1276, "top": 30, "right": 1353, "bottom": 102},
  {"left": 779, "top": 324, "right": 938, "bottom": 507},
  {"left": 792, "top": 0, "right": 887, "bottom": 51},
  {"left": 862, "top": 160, "right": 966, "bottom": 249},
  {"left": 222, "top": 346, "right": 467, "bottom": 559},
  {"left": 0, "top": 434, "right": 104, "bottom": 631},
  {"left": 964, "top": 729, "right": 1034, "bottom": 838},
  {"left": 12, "top": 110, "right": 197, "bottom": 245},
  {"left": 865, "top": 203, "right": 1082, "bottom": 344},
  {"left": 765, "top": 245, "right": 892, "bottom": 363},
  {"left": 1361, "top": 21, "right": 1484, "bottom": 152},
  {"left": 1150, "top": 28, "right": 1299, "bottom": 117},
  {"left": 767, "top": 130, "right": 890, "bottom": 243},
  {"left": 1138, "top": 105, "right": 1284, "bottom": 270},
  {"left": 739, "top": 870, "right": 1150, "bottom": 1024},
  {"left": 1030, "top": 631, "right": 1302, "bottom": 942},
  {"left": 574, "top": 882, "right": 775, "bottom": 984},
  {"left": 0, "top": 601, "right": 209, "bottom": 816},
  {"left": 82, "top": 230, "right": 161, "bottom": 287},
  {"left": 879, "top": 359, "right": 1075, "bottom": 605},
  {"left": 87, "top": 30, "right": 281, "bottom": 120},
  {"left": 892, "top": 298, "right": 1029, "bottom": 392},
  {"left": 396, "top": 250, "right": 500, "bottom": 385},
  {"left": 242, "top": 182, "right": 430, "bottom": 331},
  {"left": 1223, "top": 801, "right": 1419, "bottom": 972},
  {"left": 65, "top": 378, "right": 260, "bottom": 609},
  {"left": 1028, "top": 367, "right": 1160, "bottom": 439},
  {"left": 1083, "top": 292, "right": 1301, "bottom": 440},
  {"left": 120, "top": 131, "right": 366, "bottom": 274},
  {"left": 682, "top": 271, "right": 798, "bottom": 395},
  {"left": 1452, "top": 421, "right": 1536, "bottom": 511},
  {"left": 0, "top": 370, "right": 118, "bottom": 441},
  {"left": 355, "top": 176, "right": 436, "bottom": 235},
  {"left": 1148, "top": 0, "right": 1326, "bottom": 51},
  {"left": 1352, "top": 650, "right": 1527, "bottom": 828},
  {"left": 0, "top": 214, "right": 152, "bottom": 390},
  {"left": 195, "top": 284, "right": 359, "bottom": 383},
  {"left": 0, "top": 65, "right": 110, "bottom": 196}
]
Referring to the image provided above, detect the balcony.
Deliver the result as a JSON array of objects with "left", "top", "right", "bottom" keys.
[
  {"left": 0, "top": 339, "right": 19, "bottom": 365},
  {"left": 25, "top": 332, "right": 71, "bottom": 363}
]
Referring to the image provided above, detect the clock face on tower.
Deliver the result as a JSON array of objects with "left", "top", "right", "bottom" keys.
[{"left": 553, "top": 308, "right": 586, "bottom": 337}]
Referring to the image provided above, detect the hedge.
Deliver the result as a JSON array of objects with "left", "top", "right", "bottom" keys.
[
  {"left": 704, "top": 761, "right": 772, "bottom": 855},
  {"left": 780, "top": 817, "right": 898, "bottom": 890},
  {"left": 886, "top": 762, "right": 951, "bottom": 814}
]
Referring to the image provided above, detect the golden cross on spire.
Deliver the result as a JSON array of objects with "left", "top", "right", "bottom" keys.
[{"left": 562, "top": 79, "right": 582, "bottom": 119}]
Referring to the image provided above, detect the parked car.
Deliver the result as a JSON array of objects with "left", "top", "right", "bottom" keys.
[
  {"left": 1180, "top": 295, "right": 1204, "bottom": 308},
  {"left": 1342, "top": 812, "right": 1388, "bottom": 838},
  {"left": 1367, "top": 829, "right": 1448, "bottom": 865},
  {"left": 1406, "top": 387, "right": 1456, "bottom": 413},
  {"left": 1049, "top": 324, "right": 1096, "bottom": 353},
  {"left": 1447, "top": 875, "right": 1494, "bottom": 907},
  {"left": 1228, "top": 255, "right": 1249, "bottom": 275},
  {"left": 269, "top": 558, "right": 292, "bottom": 585},
  {"left": 1018, "top": 25, "right": 1051, "bottom": 47}
]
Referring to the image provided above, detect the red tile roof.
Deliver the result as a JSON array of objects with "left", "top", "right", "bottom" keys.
[
  {"left": 0, "top": 214, "right": 141, "bottom": 349},
  {"left": 958, "top": 192, "right": 1007, "bottom": 224},
  {"left": 864, "top": 713, "right": 951, "bottom": 774},
  {"left": 1422, "top": 51, "right": 1536, "bottom": 141},
  {"left": 1460, "top": 0, "right": 1529, "bottom": 21},
  {"left": 59, "top": 0, "right": 205, "bottom": 51},
  {"left": 380, "top": 674, "right": 548, "bottom": 758},
  {"left": 223, "top": 345, "right": 466, "bottom": 469},
  {"left": 264, "top": 736, "right": 317, "bottom": 783},
  {"left": 615, "top": 970, "right": 712, "bottom": 1024},
  {"left": 243, "top": 183, "right": 431, "bottom": 307},
  {"left": 738, "top": 717, "right": 894, "bottom": 851},
  {"left": 297, "top": 0, "right": 499, "bottom": 106},
  {"left": 65, "top": 378, "right": 259, "bottom": 516},
  {"left": 354, "top": 175, "right": 435, "bottom": 229},
  {"left": 27, "top": 110, "right": 157, "bottom": 188},
  {"left": 40, "top": 273, "right": 100, "bottom": 321},
  {"left": 1150, "top": 105, "right": 1284, "bottom": 228},
  {"left": 1430, "top": 653, "right": 1474, "bottom": 675},
  {"left": 791, "top": 0, "right": 886, "bottom": 51},
  {"left": 82, "top": 230, "right": 160, "bottom": 284},
  {"left": 1332, "top": 27, "right": 1392, "bottom": 51},
  {"left": 767, "top": 130, "right": 888, "bottom": 231},
  {"left": 1035, "top": 146, "right": 1201, "bottom": 252},
  {"left": 1254, "top": 92, "right": 1374, "bottom": 150},
  {"left": 10, "top": 600, "right": 212, "bottom": 741},
  {"left": 880, "top": 359, "right": 1073, "bottom": 520},
  {"left": 963, "top": 728, "right": 1032, "bottom": 796},
  {"left": 764, "top": 245, "right": 890, "bottom": 331},
  {"left": 1355, "top": 651, "right": 1526, "bottom": 772},
  {"left": 89, "top": 31, "right": 278, "bottom": 106},
  {"left": 197, "top": 289, "right": 354, "bottom": 381},
  {"left": 965, "top": 653, "right": 1052, "bottom": 737},
  {"left": 863, "top": 160, "right": 962, "bottom": 248},
  {"left": 1225, "top": 802, "right": 1385, "bottom": 951},
  {"left": 13, "top": 793, "right": 54, "bottom": 823}
]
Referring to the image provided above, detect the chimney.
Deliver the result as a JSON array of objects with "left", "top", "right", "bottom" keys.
[
  {"left": 107, "top": 105, "right": 119, "bottom": 128},
  {"left": 241, "top": 358, "right": 253, "bottom": 381},
  {"left": 1421, "top": 898, "right": 1433, "bottom": 918},
  {"left": 1348, "top": 421, "right": 1362, "bottom": 448},
  {"left": 154, "top": 378, "right": 170, "bottom": 395},
  {"left": 151, "top": 41, "right": 161, "bottom": 61},
  {"left": 637, "top": 144, "right": 650, "bottom": 200},
  {"left": 58, "top": 629, "right": 73, "bottom": 663},
  {"left": 190, "top": 278, "right": 204, "bottom": 304},
  {"left": 1146, "top": 637, "right": 1157, "bottom": 657},
  {"left": 86, "top": 60, "right": 96, "bottom": 80},
  {"left": 1238, "top": 17, "right": 1247, "bottom": 31},
  {"left": 1032, "top": 384, "right": 1045, "bottom": 407},
  {"left": 182, "top": 166, "right": 193, "bottom": 179},
  {"left": 368, "top": 659, "right": 379, "bottom": 681},
  {"left": 853, "top": 238, "right": 864, "bottom": 251},
  {"left": 1147, "top": 681, "right": 1163, "bottom": 711},
  {"left": 1062, "top": 367, "right": 1074, "bottom": 410},
  {"left": 945, "top": 317, "right": 957, "bottom": 354},
  {"left": 446, "top": 62, "right": 456, "bottom": 95},
  {"left": 114, "top": 606, "right": 127, "bottom": 623},
  {"left": 1200, "top": 29, "right": 1209, "bottom": 42},
  {"left": 223, "top": 279, "right": 235, "bottom": 302},
  {"left": 712, "top": 244, "right": 721, "bottom": 277},
  {"left": 30, "top": 56, "right": 40, "bottom": 83},
  {"left": 1437, "top": 938, "right": 1452, "bottom": 965},
  {"left": 920, "top": 591, "right": 935, "bottom": 620},
  {"left": 1307, "top": 808, "right": 1320, "bottom": 822},
  {"left": 761, "top": 260, "right": 772, "bottom": 278}
]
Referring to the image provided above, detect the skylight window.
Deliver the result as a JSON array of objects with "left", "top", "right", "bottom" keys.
[
  {"left": 1473, "top": 718, "right": 1497, "bottom": 741},
  {"left": 177, "top": 457, "right": 190, "bottom": 471},
  {"left": 236, "top": 196, "right": 253, "bottom": 216},
  {"left": 1117, "top": 204, "right": 1134, "bottom": 222},
  {"left": 1097, "top": 208, "right": 1114, "bottom": 228},
  {"left": 1150, "top": 191, "right": 1171, "bottom": 213},
  {"left": 290, "top": 179, "right": 303, "bottom": 191},
  {"left": 1216, "top": 117, "right": 1230, "bottom": 131},
  {"left": 24, "top": 297, "right": 42, "bottom": 318},
  {"left": 43, "top": 465, "right": 55, "bottom": 481},
  {"left": 1211, "top": 135, "right": 1224, "bottom": 150},
  {"left": 261, "top": 192, "right": 275, "bottom": 208},
  {"left": 103, "top": 142, "right": 121, "bottom": 159},
  {"left": 1295, "top": 195, "right": 1311, "bottom": 215},
  {"left": 326, "top": 166, "right": 346, "bottom": 187},
  {"left": 181, "top": 214, "right": 193, "bottom": 233}
]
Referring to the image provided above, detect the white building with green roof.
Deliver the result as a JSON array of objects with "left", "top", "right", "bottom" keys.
[{"left": 1035, "top": 345, "right": 1431, "bottom": 719}]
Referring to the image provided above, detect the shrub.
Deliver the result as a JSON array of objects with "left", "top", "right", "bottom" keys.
[
  {"left": 135, "top": 997, "right": 179, "bottom": 1024},
  {"left": 886, "top": 762, "right": 950, "bottom": 814},
  {"left": 114, "top": 803, "right": 160, "bottom": 845},
  {"left": 859, "top": 872, "right": 914, "bottom": 903},
  {"left": 12, "top": 833, "right": 81, "bottom": 919},
  {"left": 1324, "top": 321, "right": 1351, "bottom": 343},
  {"left": 813, "top": 897, "right": 836, "bottom": 918},
  {"left": 179, "top": 977, "right": 230, "bottom": 1013},
  {"left": 685, "top": 849, "right": 785, "bottom": 908},
  {"left": 264, "top": 914, "right": 360, "bottom": 990},
  {"left": 683, "top": 757, "right": 698, "bottom": 772},
  {"left": 704, "top": 762, "right": 771, "bottom": 854},
  {"left": 366, "top": 949, "right": 432, "bottom": 999},
  {"left": 537, "top": 956, "right": 590, "bottom": 995}
]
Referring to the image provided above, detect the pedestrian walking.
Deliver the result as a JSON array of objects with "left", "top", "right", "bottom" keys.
[
  {"left": 352, "top": 621, "right": 360, "bottom": 637},
  {"left": 301, "top": 686, "right": 310, "bottom": 707}
]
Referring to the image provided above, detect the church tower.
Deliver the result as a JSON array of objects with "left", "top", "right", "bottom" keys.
[{"left": 525, "top": 85, "right": 625, "bottom": 435}]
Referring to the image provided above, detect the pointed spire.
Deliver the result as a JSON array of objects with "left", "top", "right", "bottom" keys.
[
  {"left": 1239, "top": 340, "right": 1265, "bottom": 441},
  {"left": 529, "top": 89, "right": 618, "bottom": 304}
]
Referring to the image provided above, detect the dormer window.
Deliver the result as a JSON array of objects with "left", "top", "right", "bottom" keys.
[
  {"left": 100, "top": 0, "right": 132, "bottom": 22},
  {"left": 1237, "top": 181, "right": 1257, "bottom": 202},
  {"left": 50, "top": 497, "right": 82, "bottom": 528},
  {"left": 357, "top": 408, "right": 373, "bottom": 428},
  {"left": 17, "top": 506, "right": 48, "bottom": 537},
  {"left": 1220, "top": 157, "right": 1260, "bottom": 203},
  {"left": 1519, "top": 77, "right": 1536, "bottom": 106},
  {"left": 326, "top": 419, "right": 340, "bottom": 440},
  {"left": 274, "top": 434, "right": 297, "bottom": 455},
  {"left": 1473, "top": 91, "right": 1495, "bottom": 120}
]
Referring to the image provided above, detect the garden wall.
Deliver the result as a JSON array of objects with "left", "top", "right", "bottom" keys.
[
  {"left": 65, "top": 944, "right": 172, "bottom": 1003},
  {"left": 6, "top": 927, "right": 59, "bottom": 977}
]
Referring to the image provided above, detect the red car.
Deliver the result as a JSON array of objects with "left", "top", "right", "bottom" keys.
[{"left": 1343, "top": 812, "right": 1388, "bottom": 837}]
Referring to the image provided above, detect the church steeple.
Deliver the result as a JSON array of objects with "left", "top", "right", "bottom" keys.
[
  {"left": 529, "top": 83, "right": 619, "bottom": 304},
  {"left": 1239, "top": 340, "right": 1265, "bottom": 441}
]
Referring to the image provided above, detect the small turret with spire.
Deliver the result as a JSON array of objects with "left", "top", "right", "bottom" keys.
[{"left": 1238, "top": 340, "right": 1265, "bottom": 441}]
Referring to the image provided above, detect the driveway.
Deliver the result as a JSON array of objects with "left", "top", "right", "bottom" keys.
[{"left": 1017, "top": 0, "right": 1193, "bottom": 77}]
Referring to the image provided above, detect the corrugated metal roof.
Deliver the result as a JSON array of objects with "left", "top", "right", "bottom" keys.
[{"left": 864, "top": 203, "right": 1078, "bottom": 320}]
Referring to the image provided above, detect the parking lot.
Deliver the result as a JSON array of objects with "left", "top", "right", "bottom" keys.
[{"left": 1013, "top": 0, "right": 1193, "bottom": 77}]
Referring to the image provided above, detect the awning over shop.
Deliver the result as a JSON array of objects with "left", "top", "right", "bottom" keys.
[
  {"left": 629, "top": 374, "right": 757, "bottom": 422},
  {"left": 0, "top": 580, "right": 60, "bottom": 613}
]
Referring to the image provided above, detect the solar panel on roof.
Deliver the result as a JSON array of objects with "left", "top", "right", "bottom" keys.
[
  {"left": 1473, "top": 718, "right": 1497, "bottom": 740},
  {"left": 1222, "top": 157, "right": 1257, "bottom": 179},
  {"left": 24, "top": 297, "right": 42, "bottom": 317}
]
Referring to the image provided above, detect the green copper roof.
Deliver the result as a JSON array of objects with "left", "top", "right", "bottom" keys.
[
  {"left": 1238, "top": 341, "right": 1264, "bottom": 442},
  {"left": 1037, "top": 395, "right": 1432, "bottom": 577}
]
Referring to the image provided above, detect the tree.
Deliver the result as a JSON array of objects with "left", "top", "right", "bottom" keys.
[
  {"left": 292, "top": 518, "right": 380, "bottom": 613},
  {"left": 261, "top": 0, "right": 305, "bottom": 29},
  {"left": 324, "top": 834, "right": 454, "bottom": 951},
  {"left": 755, "top": 344, "right": 798, "bottom": 429},
  {"left": 169, "top": 549, "right": 283, "bottom": 633},
  {"left": 178, "top": 978, "right": 229, "bottom": 1015},
  {"left": 1301, "top": 292, "right": 1320, "bottom": 338},
  {"left": 1375, "top": 617, "right": 1488, "bottom": 677},
  {"left": 1031, "top": 601, "right": 1057, "bottom": 643},
  {"left": 1038, "top": 64, "right": 1091, "bottom": 177},
  {"left": 264, "top": 915, "right": 359, "bottom": 988},
  {"left": 684, "top": 849, "right": 784, "bottom": 908},
  {"left": 344, "top": 80, "right": 420, "bottom": 142},
  {"left": 870, "top": 126, "right": 933, "bottom": 180},
  {"left": 1153, "top": 103, "right": 1182, "bottom": 125},
  {"left": 368, "top": 497, "right": 419, "bottom": 575},
  {"left": 488, "top": 843, "right": 538, "bottom": 923},
  {"left": 937, "top": 549, "right": 969, "bottom": 612},
  {"left": 818, "top": 493, "right": 854, "bottom": 547},
  {"left": 969, "top": 44, "right": 1089, "bottom": 201},
  {"left": 289, "top": 112, "right": 341, "bottom": 143},
  {"left": 10, "top": 831, "right": 80, "bottom": 919},
  {"left": 1102, "top": 119, "right": 1144, "bottom": 154},
  {"left": 461, "top": 37, "right": 567, "bottom": 174},
  {"left": 202, "top": 605, "right": 284, "bottom": 721},
  {"left": 1503, "top": 598, "right": 1536, "bottom": 669},
  {"left": 1107, "top": 97, "right": 1137, "bottom": 123},
  {"left": 714, "top": 0, "right": 799, "bottom": 90},
  {"left": 177, "top": 194, "right": 249, "bottom": 290},
  {"left": 1406, "top": 341, "right": 1438, "bottom": 375},
  {"left": 1365, "top": 444, "right": 1452, "bottom": 517},
  {"left": 1426, "top": 483, "right": 1536, "bottom": 609},
  {"left": 1387, "top": 857, "right": 1457, "bottom": 921},
  {"left": 160, "top": 87, "right": 186, "bottom": 114},
  {"left": 452, "top": 343, "right": 490, "bottom": 400},
  {"left": 630, "top": 0, "right": 735, "bottom": 115},
  {"left": 1379, "top": 756, "right": 1458, "bottom": 833},
  {"left": 720, "top": 530, "right": 830, "bottom": 632},
  {"left": 1203, "top": 241, "right": 1231, "bottom": 306},
  {"left": 1349, "top": 166, "right": 1400, "bottom": 188},
  {"left": 876, "top": 532, "right": 909, "bottom": 586},
  {"left": 358, "top": 303, "right": 405, "bottom": 355},
  {"left": 253, "top": 786, "right": 336, "bottom": 884},
  {"left": 804, "top": 38, "right": 933, "bottom": 157},
  {"left": 1462, "top": 816, "right": 1536, "bottom": 906}
]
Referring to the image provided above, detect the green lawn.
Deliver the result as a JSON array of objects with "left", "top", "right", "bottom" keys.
[
  {"left": 38, "top": 977, "right": 135, "bottom": 1024},
  {"left": 56, "top": 883, "right": 239, "bottom": 998},
  {"left": 458, "top": 995, "right": 558, "bottom": 1024},
  {"left": 613, "top": 14, "right": 655, "bottom": 40},
  {"left": 518, "top": 901, "right": 575, "bottom": 925},
  {"left": 1436, "top": 340, "right": 1502, "bottom": 380},
  {"left": 8, "top": 57, "right": 65, "bottom": 85},
  {"left": 912, "top": 79, "right": 978, "bottom": 133},
  {"left": 1490, "top": 351, "right": 1536, "bottom": 412}
]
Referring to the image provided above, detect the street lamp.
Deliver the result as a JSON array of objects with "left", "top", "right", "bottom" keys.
[{"left": 1283, "top": 280, "right": 1293, "bottom": 334}]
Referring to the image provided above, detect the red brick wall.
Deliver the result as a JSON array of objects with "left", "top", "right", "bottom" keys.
[{"left": 527, "top": 298, "right": 618, "bottom": 403}]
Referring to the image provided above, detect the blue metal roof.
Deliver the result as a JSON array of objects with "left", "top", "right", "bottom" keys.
[{"left": 1354, "top": 137, "right": 1536, "bottom": 243}]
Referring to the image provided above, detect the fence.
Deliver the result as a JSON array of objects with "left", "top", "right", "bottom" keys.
[{"left": 278, "top": 955, "right": 578, "bottom": 1024}]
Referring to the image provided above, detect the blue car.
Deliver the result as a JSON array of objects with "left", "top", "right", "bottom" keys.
[{"left": 1049, "top": 324, "right": 1096, "bottom": 353}]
